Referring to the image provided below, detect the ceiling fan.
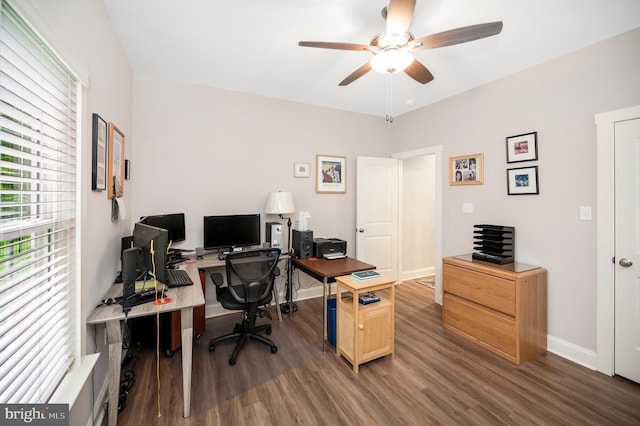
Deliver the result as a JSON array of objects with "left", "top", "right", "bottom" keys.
[{"left": 298, "top": 0, "right": 503, "bottom": 86}]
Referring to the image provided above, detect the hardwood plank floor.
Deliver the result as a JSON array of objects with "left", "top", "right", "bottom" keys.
[{"left": 106, "top": 280, "right": 640, "bottom": 425}]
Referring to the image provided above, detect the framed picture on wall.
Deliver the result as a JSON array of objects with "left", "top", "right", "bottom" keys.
[
  {"left": 449, "top": 153, "right": 484, "bottom": 185},
  {"left": 507, "top": 165, "right": 539, "bottom": 195},
  {"left": 316, "top": 154, "right": 346, "bottom": 193},
  {"left": 294, "top": 162, "right": 310, "bottom": 178},
  {"left": 107, "top": 123, "right": 125, "bottom": 199},
  {"left": 506, "top": 131, "right": 538, "bottom": 163},
  {"left": 91, "top": 113, "right": 107, "bottom": 191}
]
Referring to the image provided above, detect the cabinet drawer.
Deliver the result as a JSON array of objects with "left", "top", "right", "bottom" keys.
[
  {"left": 443, "top": 293, "right": 516, "bottom": 357},
  {"left": 443, "top": 263, "right": 515, "bottom": 315}
]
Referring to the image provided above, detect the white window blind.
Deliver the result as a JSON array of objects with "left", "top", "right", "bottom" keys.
[{"left": 0, "top": 1, "right": 78, "bottom": 403}]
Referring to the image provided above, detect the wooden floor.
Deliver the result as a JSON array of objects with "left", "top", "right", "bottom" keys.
[{"left": 108, "top": 279, "right": 640, "bottom": 425}]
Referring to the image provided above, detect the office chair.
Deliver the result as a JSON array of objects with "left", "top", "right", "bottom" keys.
[{"left": 209, "top": 248, "right": 281, "bottom": 365}]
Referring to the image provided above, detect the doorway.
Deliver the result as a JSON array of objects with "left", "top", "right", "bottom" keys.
[{"left": 394, "top": 146, "right": 443, "bottom": 304}]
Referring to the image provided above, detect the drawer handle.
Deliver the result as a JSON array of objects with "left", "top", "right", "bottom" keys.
[{"left": 359, "top": 324, "right": 364, "bottom": 330}]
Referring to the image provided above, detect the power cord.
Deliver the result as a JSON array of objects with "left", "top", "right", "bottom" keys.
[
  {"left": 150, "top": 240, "right": 163, "bottom": 419},
  {"left": 118, "top": 357, "right": 137, "bottom": 413}
]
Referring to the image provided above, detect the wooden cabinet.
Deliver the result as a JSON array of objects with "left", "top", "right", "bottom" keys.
[
  {"left": 336, "top": 274, "right": 395, "bottom": 373},
  {"left": 442, "top": 255, "right": 547, "bottom": 364}
]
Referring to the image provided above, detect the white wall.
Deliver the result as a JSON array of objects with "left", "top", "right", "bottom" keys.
[
  {"left": 392, "top": 27, "right": 640, "bottom": 358},
  {"left": 16, "top": 1, "right": 133, "bottom": 424},
  {"left": 130, "top": 75, "right": 392, "bottom": 306}
]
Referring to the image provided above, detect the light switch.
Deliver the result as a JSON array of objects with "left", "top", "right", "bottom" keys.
[
  {"left": 579, "top": 206, "right": 592, "bottom": 221},
  {"left": 463, "top": 203, "right": 474, "bottom": 214}
]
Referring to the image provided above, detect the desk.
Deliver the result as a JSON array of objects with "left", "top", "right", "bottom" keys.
[
  {"left": 87, "top": 263, "right": 204, "bottom": 426},
  {"left": 291, "top": 257, "right": 375, "bottom": 352}
]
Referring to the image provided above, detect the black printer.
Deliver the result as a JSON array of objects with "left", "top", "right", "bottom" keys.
[{"left": 313, "top": 238, "right": 347, "bottom": 258}]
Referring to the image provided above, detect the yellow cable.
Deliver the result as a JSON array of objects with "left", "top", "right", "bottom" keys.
[{"left": 150, "top": 240, "right": 162, "bottom": 418}]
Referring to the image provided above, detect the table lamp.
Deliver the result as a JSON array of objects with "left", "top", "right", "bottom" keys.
[{"left": 265, "top": 191, "right": 297, "bottom": 314}]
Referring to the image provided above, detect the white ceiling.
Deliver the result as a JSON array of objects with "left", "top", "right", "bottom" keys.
[{"left": 102, "top": 0, "right": 640, "bottom": 118}]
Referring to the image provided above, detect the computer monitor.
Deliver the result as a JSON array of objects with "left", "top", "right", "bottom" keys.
[
  {"left": 203, "top": 214, "right": 261, "bottom": 251},
  {"left": 133, "top": 221, "right": 169, "bottom": 283},
  {"left": 139, "top": 213, "right": 185, "bottom": 243}
]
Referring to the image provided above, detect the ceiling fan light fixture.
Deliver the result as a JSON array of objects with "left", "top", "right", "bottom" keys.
[{"left": 370, "top": 48, "right": 414, "bottom": 74}]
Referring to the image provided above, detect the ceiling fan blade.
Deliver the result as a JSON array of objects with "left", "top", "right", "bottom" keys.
[
  {"left": 339, "top": 63, "right": 373, "bottom": 86},
  {"left": 298, "top": 41, "right": 373, "bottom": 52},
  {"left": 386, "top": 0, "right": 416, "bottom": 37},
  {"left": 412, "top": 21, "right": 503, "bottom": 50},
  {"left": 404, "top": 59, "right": 434, "bottom": 84}
]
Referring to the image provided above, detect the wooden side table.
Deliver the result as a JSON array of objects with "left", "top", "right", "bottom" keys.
[{"left": 335, "top": 274, "right": 395, "bottom": 373}]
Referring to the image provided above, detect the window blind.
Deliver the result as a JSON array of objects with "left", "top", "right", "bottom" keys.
[{"left": 0, "top": 1, "right": 78, "bottom": 403}]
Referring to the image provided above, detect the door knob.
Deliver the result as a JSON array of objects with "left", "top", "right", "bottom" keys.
[
  {"left": 619, "top": 258, "right": 633, "bottom": 267},
  {"left": 357, "top": 228, "right": 365, "bottom": 233}
]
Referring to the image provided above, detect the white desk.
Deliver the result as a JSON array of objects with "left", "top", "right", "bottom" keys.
[{"left": 87, "top": 263, "right": 204, "bottom": 426}]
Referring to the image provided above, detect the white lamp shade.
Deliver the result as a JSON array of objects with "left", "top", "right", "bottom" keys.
[
  {"left": 265, "top": 191, "right": 296, "bottom": 215},
  {"left": 370, "top": 49, "right": 414, "bottom": 74}
]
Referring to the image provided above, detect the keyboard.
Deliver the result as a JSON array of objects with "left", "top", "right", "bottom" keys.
[{"left": 165, "top": 268, "right": 193, "bottom": 287}]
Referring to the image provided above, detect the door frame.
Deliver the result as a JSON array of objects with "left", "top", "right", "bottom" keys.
[
  {"left": 392, "top": 145, "right": 444, "bottom": 304},
  {"left": 595, "top": 105, "right": 640, "bottom": 375}
]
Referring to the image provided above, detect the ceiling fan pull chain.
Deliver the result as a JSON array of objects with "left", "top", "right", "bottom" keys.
[{"left": 386, "top": 74, "right": 394, "bottom": 123}]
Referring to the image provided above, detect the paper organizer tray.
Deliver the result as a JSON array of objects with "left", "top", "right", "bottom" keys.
[{"left": 472, "top": 224, "right": 515, "bottom": 264}]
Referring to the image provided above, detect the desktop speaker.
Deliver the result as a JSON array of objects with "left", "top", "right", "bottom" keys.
[
  {"left": 266, "top": 222, "right": 284, "bottom": 249},
  {"left": 120, "top": 235, "right": 133, "bottom": 260},
  {"left": 122, "top": 247, "right": 141, "bottom": 307},
  {"left": 292, "top": 229, "right": 313, "bottom": 259},
  {"left": 195, "top": 247, "right": 204, "bottom": 260}
]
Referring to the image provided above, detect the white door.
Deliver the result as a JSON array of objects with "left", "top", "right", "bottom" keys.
[
  {"left": 355, "top": 157, "right": 399, "bottom": 279},
  {"left": 614, "top": 117, "right": 640, "bottom": 383}
]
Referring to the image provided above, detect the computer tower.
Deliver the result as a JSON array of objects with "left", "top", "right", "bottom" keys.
[
  {"left": 121, "top": 247, "right": 140, "bottom": 308},
  {"left": 265, "top": 222, "right": 284, "bottom": 249},
  {"left": 292, "top": 229, "right": 313, "bottom": 258}
]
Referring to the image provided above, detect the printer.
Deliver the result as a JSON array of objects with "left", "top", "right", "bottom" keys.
[{"left": 313, "top": 238, "right": 347, "bottom": 258}]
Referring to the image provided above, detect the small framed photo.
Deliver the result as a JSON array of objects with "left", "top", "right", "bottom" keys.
[
  {"left": 294, "top": 162, "right": 310, "bottom": 178},
  {"left": 91, "top": 113, "right": 107, "bottom": 191},
  {"left": 316, "top": 154, "right": 346, "bottom": 194},
  {"left": 449, "top": 153, "right": 483, "bottom": 185},
  {"left": 507, "top": 166, "right": 539, "bottom": 195},
  {"left": 506, "top": 131, "right": 538, "bottom": 163}
]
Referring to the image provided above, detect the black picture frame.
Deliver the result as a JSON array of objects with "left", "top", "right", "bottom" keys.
[
  {"left": 507, "top": 166, "right": 539, "bottom": 195},
  {"left": 506, "top": 131, "right": 538, "bottom": 163},
  {"left": 91, "top": 113, "right": 107, "bottom": 191}
]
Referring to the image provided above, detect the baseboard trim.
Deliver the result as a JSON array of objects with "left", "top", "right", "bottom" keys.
[
  {"left": 547, "top": 334, "right": 597, "bottom": 371},
  {"left": 401, "top": 267, "right": 435, "bottom": 282}
]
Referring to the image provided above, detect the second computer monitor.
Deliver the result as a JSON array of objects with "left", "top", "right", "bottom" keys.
[
  {"left": 133, "top": 221, "right": 169, "bottom": 283},
  {"left": 203, "top": 214, "right": 260, "bottom": 251}
]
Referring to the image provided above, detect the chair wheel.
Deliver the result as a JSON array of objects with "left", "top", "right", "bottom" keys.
[
  {"left": 271, "top": 345, "right": 278, "bottom": 354},
  {"left": 166, "top": 349, "right": 174, "bottom": 358},
  {"left": 209, "top": 344, "right": 215, "bottom": 352},
  {"left": 229, "top": 357, "right": 236, "bottom": 365},
  {"left": 266, "top": 326, "right": 272, "bottom": 335}
]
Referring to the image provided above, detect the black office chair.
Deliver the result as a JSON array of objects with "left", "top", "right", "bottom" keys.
[{"left": 209, "top": 248, "right": 281, "bottom": 365}]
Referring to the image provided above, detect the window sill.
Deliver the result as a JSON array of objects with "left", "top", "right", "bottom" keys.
[{"left": 49, "top": 353, "right": 100, "bottom": 407}]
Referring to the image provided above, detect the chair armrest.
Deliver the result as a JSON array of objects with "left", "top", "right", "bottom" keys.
[{"left": 210, "top": 272, "right": 224, "bottom": 286}]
